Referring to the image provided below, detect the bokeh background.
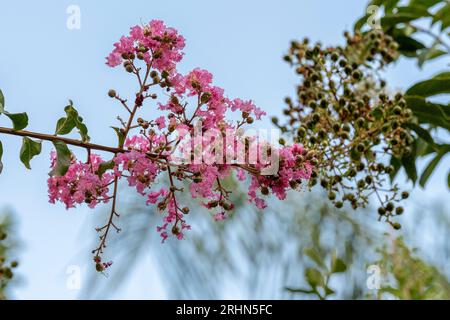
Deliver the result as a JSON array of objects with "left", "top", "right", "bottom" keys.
[{"left": 0, "top": 0, "right": 448, "bottom": 299}]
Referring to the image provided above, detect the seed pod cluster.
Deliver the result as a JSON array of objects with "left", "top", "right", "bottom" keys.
[{"left": 276, "top": 30, "right": 412, "bottom": 228}]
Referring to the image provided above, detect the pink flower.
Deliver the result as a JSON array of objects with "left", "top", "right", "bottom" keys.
[
  {"left": 106, "top": 53, "right": 122, "bottom": 67},
  {"left": 146, "top": 188, "right": 168, "bottom": 204},
  {"left": 213, "top": 212, "right": 226, "bottom": 221},
  {"left": 236, "top": 169, "right": 246, "bottom": 181},
  {"left": 155, "top": 116, "right": 166, "bottom": 129},
  {"left": 231, "top": 98, "right": 266, "bottom": 119}
]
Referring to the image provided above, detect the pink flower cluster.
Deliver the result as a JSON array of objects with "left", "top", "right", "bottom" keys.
[
  {"left": 248, "top": 144, "right": 313, "bottom": 209},
  {"left": 106, "top": 20, "right": 185, "bottom": 72},
  {"left": 48, "top": 153, "right": 114, "bottom": 209},
  {"left": 161, "top": 68, "right": 266, "bottom": 129},
  {"left": 113, "top": 136, "right": 161, "bottom": 195},
  {"left": 47, "top": 20, "right": 315, "bottom": 246}
]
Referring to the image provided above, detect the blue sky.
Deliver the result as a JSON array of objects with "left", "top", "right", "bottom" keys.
[{"left": 0, "top": 0, "right": 448, "bottom": 299}]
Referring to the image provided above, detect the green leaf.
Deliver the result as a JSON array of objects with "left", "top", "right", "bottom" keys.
[
  {"left": 55, "top": 116, "right": 76, "bottom": 135},
  {"left": 354, "top": 14, "right": 369, "bottom": 31},
  {"left": 432, "top": 3, "right": 450, "bottom": 30},
  {"left": 111, "top": 126, "right": 125, "bottom": 147},
  {"left": 419, "top": 145, "right": 450, "bottom": 187},
  {"left": 418, "top": 46, "right": 447, "bottom": 68},
  {"left": 304, "top": 247, "right": 325, "bottom": 269},
  {"left": 406, "top": 123, "right": 436, "bottom": 146},
  {"left": 5, "top": 112, "right": 28, "bottom": 131},
  {"left": 324, "top": 286, "right": 335, "bottom": 296},
  {"left": 0, "top": 102, "right": 29, "bottom": 131},
  {"left": 405, "top": 96, "right": 450, "bottom": 130},
  {"left": 395, "top": 5, "right": 431, "bottom": 18},
  {"left": 378, "top": 0, "right": 400, "bottom": 14},
  {"left": 395, "top": 35, "right": 425, "bottom": 53},
  {"left": 19, "top": 137, "right": 42, "bottom": 169},
  {"left": 0, "top": 140, "right": 3, "bottom": 174},
  {"left": 55, "top": 101, "right": 90, "bottom": 142},
  {"left": 97, "top": 159, "right": 115, "bottom": 177},
  {"left": 447, "top": 171, "right": 450, "bottom": 188},
  {"left": 285, "top": 287, "right": 315, "bottom": 294},
  {"left": 389, "top": 156, "right": 402, "bottom": 181},
  {"left": 305, "top": 268, "right": 323, "bottom": 289},
  {"left": 49, "top": 140, "right": 72, "bottom": 176},
  {"left": 409, "top": 0, "right": 441, "bottom": 9},
  {"left": 406, "top": 76, "right": 450, "bottom": 97},
  {"left": 0, "top": 89, "right": 4, "bottom": 108},
  {"left": 394, "top": 35, "right": 425, "bottom": 56},
  {"left": 401, "top": 143, "right": 418, "bottom": 184},
  {"left": 331, "top": 251, "right": 347, "bottom": 273},
  {"left": 381, "top": 13, "right": 423, "bottom": 29}
]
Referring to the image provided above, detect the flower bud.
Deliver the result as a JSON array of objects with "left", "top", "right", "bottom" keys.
[{"left": 108, "top": 89, "right": 116, "bottom": 98}]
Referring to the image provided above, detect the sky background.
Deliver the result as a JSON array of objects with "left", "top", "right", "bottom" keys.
[{"left": 0, "top": 0, "right": 448, "bottom": 299}]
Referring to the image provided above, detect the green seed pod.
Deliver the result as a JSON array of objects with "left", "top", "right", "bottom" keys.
[
  {"left": 392, "top": 222, "right": 401, "bottom": 230},
  {"left": 386, "top": 202, "right": 394, "bottom": 212},
  {"left": 357, "top": 179, "right": 365, "bottom": 188},
  {"left": 320, "top": 179, "right": 328, "bottom": 188},
  {"left": 393, "top": 106, "right": 402, "bottom": 115},
  {"left": 297, "top": 127, "right": 306, "bottom": 138},
  {"left": 331, "top": 52, "right": 339, "bottom": 62},
  {"left": 332, "top": 123, "right": 340, "bottom": 132},
  {"left": 352, "top": 70, "right": 361, "bottom": 80},
  {"left": 312, "top": 113, "right": 320, "bottom": 122}
]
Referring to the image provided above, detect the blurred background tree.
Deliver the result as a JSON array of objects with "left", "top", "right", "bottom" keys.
[
  {"left": 371, "top": 237, "right": 450, "bottom": 299},
  {"left": 0, "top": 211, "right": 19, "bottom": 300},
  {"left": 80, "top": 180, "right": 449, "bottom": 299}
]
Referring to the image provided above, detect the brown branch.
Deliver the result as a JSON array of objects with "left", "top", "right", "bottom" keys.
[
  {"left": 0, "top": 127, "right": 123, "bottom": 154},
  {"left": 93, "top": 175, "right": 120, "bottom": 258}
]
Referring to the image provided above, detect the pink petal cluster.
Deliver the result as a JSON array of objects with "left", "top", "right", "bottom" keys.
[
  {"left": 113, "top": 136, "right": 161, "bottom": 195},
  {"left": 162, "top": 68, "right": 266, "bottom": 128},
  {"left": 47, "top": 153, "right": 114, "bottom": 209},
  {"left": 248, "top": 144, "right": 313, "bottom": 209},
  {"left": 106, "top": 20, "right": 185, "bottom": 72}
]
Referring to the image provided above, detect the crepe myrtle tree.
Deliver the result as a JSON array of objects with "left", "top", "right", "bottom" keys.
[{"left": 0, "top": 20, "right": 314, "bottom": 272}]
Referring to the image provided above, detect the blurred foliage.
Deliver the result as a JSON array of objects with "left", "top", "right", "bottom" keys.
[
  {"left": 286, "top": 248, "right": 348, "bottom": 300},
  {"left": 82, "top": 177, "right": 380, "bottom": 299},
  {"left": 0, "top": 212, "right": 18, "bottom": 300},
  {"left": 355, "top": 0, "right": 450, "bottom": 188},
  {"left": 370, "top": 237, "right": 450, "bottom": 299},
  {"left": 81, "top": 180, "right": 450, "bottom": 300}
]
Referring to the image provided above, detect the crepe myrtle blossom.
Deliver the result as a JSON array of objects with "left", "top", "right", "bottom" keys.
[
  {"left": 0, "top": 20, "right": 315, "bottom": 270},
  {"left": 48, "top": 152, "right": 114, "bottom": 209}
]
